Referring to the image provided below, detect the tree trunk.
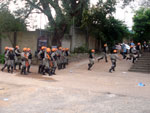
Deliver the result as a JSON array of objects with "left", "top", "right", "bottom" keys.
[
  {"left": 13, "top": 31, "right": 17, "bottom": 48},
  {"left": 85, "top": 27, "right": 89, "bottom": 49},
  {"left": 98, "top": 39, "right": 101, "bottom": 51},
  {"left": 0, "top": 37, "right": 1, "bottom": 54},
  {"left": 51, "top": 26, "right": 66, "bottom": 47}
]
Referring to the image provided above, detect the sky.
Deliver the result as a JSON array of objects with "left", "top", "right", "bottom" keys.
[{"left": 8, "top": 0, "right": 141, "bottom": 31}]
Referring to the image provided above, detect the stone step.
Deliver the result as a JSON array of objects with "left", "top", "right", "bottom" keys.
[
  {"left": 129, "top": 69, "right": 150, "bottom": 73},
  {"left": 138, "top": 59, "right": 150, "bottom": 60},
  {"left": 135, "top": 61, "right": 150, "bottom": 63},
  {"left": 130, "top": 67, "right": 149, "bottom": 70},
  {"left": 136, "top": 58, "right": 150, "bottom": 60},
  {"left": 128, "top": 52, "right": 150, "bottom": 73},
  {"left": 135, "top": 63, "right": 150, "bottom": 65},
  {"left": 134, "top": 65, "right": 150, "bottom": 67}
]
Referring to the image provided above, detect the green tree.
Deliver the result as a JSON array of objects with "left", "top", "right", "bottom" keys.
[
  {"left": 12, "top": 0, "right": 89, "bottom": 46},
  {"left": 81, "top": 0, "right": 130, "bottom": 49},
  {"left": 0, "top": 9, "right": 27, "bottom": 47},
  {"left": 132, "top": 8, "right": 150, "bottom": 42}
]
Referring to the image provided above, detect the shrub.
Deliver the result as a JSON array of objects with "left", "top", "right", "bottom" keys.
[
  {"left": 74, "top": 46, "right": 89, "bottom": 53},
  {"left": 0, "top": 54, "right": 5, "bottom": 64}
]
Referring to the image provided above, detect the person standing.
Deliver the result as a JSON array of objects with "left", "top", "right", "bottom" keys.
[
  {"left": 65, "top": 48, "right": 69, "bottom": 65},
  {"left": 148, "top": 41, "right": 150, "bottom": 52},
  {"left": 57, "top": 47, "right": 63, "bottom": 70},
  {"left": 88, "top": 49, "right": 95, "bottom": 70},
  {"left": 1, "top": 47, "right": 9, "bottom": 71},
  {"left": 7, "top": 48, "right": 15, "bottom": 73},
  {"left": 62, "top": 48, "right": 66, "bottom": 69},
  {"left": 43, "top": 48, "right": 52, "bottom": 76},
  {"left": 51, "top": 48, "right": 57, "bottom": 75},
  {"left": 38, "top": 46, "right": 46, "bottom": 74},
  {"left": 14, "top": 46, "right": 21, "bottom": 70},
  {"left": 143, "top": 41, "right": 147, "bottom": 52},
  {"left": 21, "top": 48, "right": 29, "bottom": 75},
  {"left": 130, "top": 40, "right": 135, "bottom": 46},
  {"left": 27, "top": 48, "right": 32, "bottom": 73}
]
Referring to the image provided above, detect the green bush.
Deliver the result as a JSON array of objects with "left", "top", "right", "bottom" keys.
[
  {"left": 74, "top": 46, "right": 89, "bottom": 53},
  {"left": 0, "top": 54, "right": 5, "bottom": 64}
]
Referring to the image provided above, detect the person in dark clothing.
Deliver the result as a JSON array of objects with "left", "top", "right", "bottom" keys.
[
  {"left": 148, "top": 42, "right": 150, "bottom": 52},
  {"left": 143, "top": 41, "right": 147, "bottom": 52},
  {"left": 43, "top": 48, "right": 52, "bottom": 76},
  {"left": 7, "top": 48, "right": 15, "bottom": 73},
  {"left": 109, "top": 49, "right": 120, "bottom": 73},
  {"left": 51, "top": 48, "right": 57, "bottom": 75},
  {"left": 121, "top": 43, "right": 127, "bottom": 59},
  {"left": 88, "top": 49, "right": 95, "bottom": 70},
  {"left": 27, "top": 48, "right": 32, "bottom": 73},
  {"left": 38, "top": 46, "right": 46, "bottom": 74},
  {"left": 57, "top": 47, "right": 63, "bottom": 70},
  {"left": 65, "top": 48, "right": 69, "bottom": 65},
  {"left": 1, "top": 47, "right": 9, "bottom": 71},
  {"left": 127, "top": 45, "right": 138, "bottom": 63},
  {"left": 14, "top": 46, "right": 21, "bottom": 70},
  {"left": 136, "top": 43, "right": 141, "bottom": 58},
  {"left": 98, "top": 44, "right": 108, "bottom": 62},
  {"left": 21, "top": 48, "right": 29, "bottom": 75}
]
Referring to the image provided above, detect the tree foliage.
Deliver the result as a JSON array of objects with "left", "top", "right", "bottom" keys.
[
  {"left": 81, "top": 0, "right": 130, "bottom": 47},
  {"left": 0, "top": 8, "right": 27, "bottom": 47},
  {"left": 132, "top": 8, "right": 150, "bottom": 42},
  {"left": 0, "top": 10, "right": 27, "bottom": 33},
  {"left": 11, "top": 0, "right": 89, "bottom": 46}
]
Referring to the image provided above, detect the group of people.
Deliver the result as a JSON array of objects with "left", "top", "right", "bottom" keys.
[
  {"left": 1, "top": 46, "right": 69, "bottom": 76},
  {"left": 37, "top": 46, "right": 69, "bottom": 76},
  {"left": 1, "top": 46, "right": 32, "bottom": 74},
  {"left": 88, "top": 44, "right": 120, "bottom": 73},
  {"left": 88, "top": 41, "right": 150, "bottom": 73},
  {"left": 1, "top": 40, "right": 149, "bottom": 75}
]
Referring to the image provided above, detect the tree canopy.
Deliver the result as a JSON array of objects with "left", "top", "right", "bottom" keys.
[
  {"left": 132, "top": 8, "right": 150, "bottom": 42},
  {"left": 81, "top": 0, "right": 130, "bottom": 47},
  {"left": 11, "top": 0, "right": 89, "bottom": 46},
  {"left": 0, "top": 10, "right": 27, "bottom": 33},
  {"left": 10, "top": 0, "right": 134, "bottom": 46}
]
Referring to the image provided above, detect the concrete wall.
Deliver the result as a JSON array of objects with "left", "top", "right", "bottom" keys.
[
  {"left": 17, "top": 31, "right": 38, "bottom": 54},
  {"left": 62, "top": 35, "right": 71, "bottom": 49},
  {"left": 0, "top": 29, "right": 100, "bottom": 54},
  {"left": 1, "top": 32, "right": 14, "bottom": 53},
  {"left": 70, "top": 27, "right": 100, "bottom": 51},
  {"left": 88, "top": 36, "right": 97, "bottom": 49},
  {"left": 1, "top": 31, "right": 39, "bottom": 55}
]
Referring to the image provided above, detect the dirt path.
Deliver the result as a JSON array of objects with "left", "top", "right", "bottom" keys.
[{"left": 0, "top": 56, "right": 150, "bottom": 113}]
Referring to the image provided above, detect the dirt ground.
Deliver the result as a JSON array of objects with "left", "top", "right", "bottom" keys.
[{"left": 0, "top": 55, "right": 150, "bottom": 113}]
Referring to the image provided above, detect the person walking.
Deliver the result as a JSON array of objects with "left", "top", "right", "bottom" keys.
[
  {"left": 88, "top": 49, "right": 95, "bottom": 70},
  {"left": 109, "top": 49, "right": 120, "bottom": 73}
]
